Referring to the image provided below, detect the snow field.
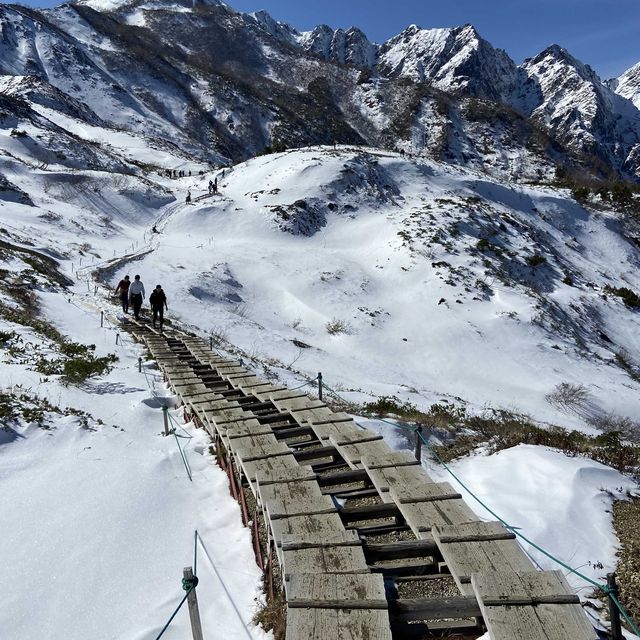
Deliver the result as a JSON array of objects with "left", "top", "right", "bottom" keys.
[{"left": 0, "top": 292, "right": 269, "bottom": 640}]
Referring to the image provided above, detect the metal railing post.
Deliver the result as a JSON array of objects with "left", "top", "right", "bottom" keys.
[
  {"left": 162, "top": 406, "right": 170, "bottom": 437},
  {"left": 607, "top": 573, "right": 623, "bottom": 640},
  {"left": 183, "top": 567, "right": 204, "bottom": 640},
  {"left": 415, "top": 426, "right": 423, "bottom": 462}
]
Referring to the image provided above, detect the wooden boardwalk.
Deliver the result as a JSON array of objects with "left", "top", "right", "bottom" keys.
[{"left": 127, "top": 321, "right": 597, "bottom": 640}]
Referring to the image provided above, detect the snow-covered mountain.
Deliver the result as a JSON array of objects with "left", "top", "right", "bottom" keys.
[
  {"left": 611, "top": 61, "right": 640, "bottom": 110},
  {"left": 0, "top": 0, "right": 639, "bottom": 181},
  {"left": 522, "top": 46, "right": 640, "bottom": 176},
  {"left": 2, "top": 4, "right": 640, "bottom": 637}
]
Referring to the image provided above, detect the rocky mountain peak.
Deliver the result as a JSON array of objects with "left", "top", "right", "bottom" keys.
[
  {"left": 612, "top": 61, "right": 640, "bottom": 110},
  {"left": 299, "top": 23, "right": 376, "bottom": 67},
  {"left": 378, "top": 22, "right": 520, "bottom": 102}
]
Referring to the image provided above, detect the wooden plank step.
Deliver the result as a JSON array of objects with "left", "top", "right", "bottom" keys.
[
  {"left": 205, "top": 407, "right": 254, "bottom": 426},
  {"left": 271, "top": 397, "right": 327, "bottom": 412},
  {"left": 226, "top": 422, "right": 274, "bottom": 440},
  {"left": 432, "top": 522, "right": 536, "bottom": 595},
  {"left": 390, "top": 596, "right": 481, "bottom": 622},
  {"left": 333, "top": 439, "right": 392, "bottom": 469},
  {"left": 472, "top": 572, "right": 594, "bottom": 640},
  {"left": 259, "top": 481, "right": 336, "bottom": 518},
  {"left": 285, "top": 608, "right": 392, "bottom": 640},
  {"left": 285, "top": 573, "right": 388, "bottom": 609},
  {"left": 268, "top": 390, "right": 309, "bottom": 402},
  {"left": 398, "top": 499, "right": 477, "bottom": 538},
  {"left": 269, "top": 513, "right": 347, "bottom": 545},
  {"left": 172, "top": 383, "right": 210, "bottom": 397},
  {"left": 231, "top": 433, "right": 291, "bottom": 463},
  {"left": 365, "top": 464, "right": 431, "bottom": 501},
  {"left": 240, "top": 455, "right": 315, "bottom": 491},
  {"left": 280, "top": 531, "right": 361, "bottom": 550},
  {"left": 471, "top": 570, "right": 581, "bottom": 607},
  {"left": 248, "top": 384, "right": 289, "bottom": 400},
  {"left": 312, "top": 422, "right": 366, "bottom": 443},
  {"left": 330, "top": 430, "right": 382, "bottom": 447},
  {"left": 289, "top": 407, "right": 335, "bottom": 425},
  {"left": 362, "top": 451, "right": 421, "bottom": 469},
  {"left": 283, "top": 546, "right": 369, "bottom": 577}
]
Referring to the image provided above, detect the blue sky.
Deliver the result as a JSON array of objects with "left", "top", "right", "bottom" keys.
[{"left": 23, "top": 0, "right": 640, "bottom": 78}]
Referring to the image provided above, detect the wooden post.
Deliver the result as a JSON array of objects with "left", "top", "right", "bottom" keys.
[
  {"left": 607, "top": 573, "right": 623, "bottom": 640},
  {"left": 209, "top": 335, "right": 213, "bottom": 350},
  {"left": 138, "top": 357, "right": 142, "bottom": 373},
  {"left": 115, "top": 333, "right": 120, "bottom": 345},
  {"left": 100, "top": 311, "right": 104, "bottom": 327},
  {"left": 414, "top": 426, "right": 423, "bottom": 462},
  {"left": 183, "top": 567, "right": 204, "bottom": 640},
  {"left": 318, "top": 372, "right": 323, "bottom": 401},
  {"left": 162, "top": 406, "right": 170, "bottom": 437}
]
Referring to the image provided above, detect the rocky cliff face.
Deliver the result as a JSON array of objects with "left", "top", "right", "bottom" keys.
[
  {"left": 0, "top": 0, "right": 638, "bottom": 181},
  {"left": 611, "top": 62, "right": 640, "bottom": 110},
  {"left": 521, "top": 46, "right": 640, "bottom": 176}
]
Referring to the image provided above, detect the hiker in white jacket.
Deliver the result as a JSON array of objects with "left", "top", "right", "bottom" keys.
[{"left": 129, "top": 275, "right": 146, "bottom": 320}]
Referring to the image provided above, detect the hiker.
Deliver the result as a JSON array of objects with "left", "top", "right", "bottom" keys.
[
  {"left": 149, "top": 285, "right": 168, "bottom": 332},
  {"left": 186, "top": 190, "right": 191, "bottom": 204},
  {"left": 114, "top": 275, "right": 130, "bottom": 313},
  {"left": 151, "top": 224, "right": 158, "bottom": 234},
  {"left": 129, "top": 274, "right": 145, "bottom": 320},
  {"left": 208, "top": 180, "right": 213, "bottom": 194},
  {"left": 213, "top": 177, "right": 218, "bottom": 194}
]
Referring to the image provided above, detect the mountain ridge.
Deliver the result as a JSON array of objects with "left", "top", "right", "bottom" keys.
[{"left": 0, "top": 0, "right": 638, "bottom": 182}]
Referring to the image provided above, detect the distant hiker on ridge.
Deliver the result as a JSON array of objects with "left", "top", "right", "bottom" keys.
[
  {"left": 186, "top": 190, "right": 191, "bottom": 204},
  {"left": 129, "top": 274, "right": 145, "bottom": 320},
  {"left": 149, "top": 285, "right": 168, "bottom": 332},
  {"left": 213, "top": 177, "right": 218, "bottom": 194},
  {"left": 114, "top": 275, "right": 130, "bottom": 314}
]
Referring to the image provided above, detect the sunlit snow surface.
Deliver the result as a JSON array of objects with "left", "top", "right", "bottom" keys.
[{"left": 2, "top": 145, "right": 639, "bottom": 639}]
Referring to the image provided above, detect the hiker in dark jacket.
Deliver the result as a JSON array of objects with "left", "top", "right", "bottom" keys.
[
  {"left": 149, "top": 285, "right": 168, "bottom": 332},
  {"left": 114, "top": 275, "right": 131, "bottom": 313}
]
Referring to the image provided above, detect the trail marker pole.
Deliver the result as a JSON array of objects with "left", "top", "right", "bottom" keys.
[
  {"left": 183, "top": 567, "right": 204, "bottom": 640},
  {"left": 162, "top": 406, "right": 170, "bottom": 437},
  {"left": 138, "top": 357, "right": 142, "bottom": 373},
  {"left": 100, "top": 311, "right": 104, "bottom": 328},
  {"left": 209, "top": 336, "right": 213, "bottom": 351},
  {"left": 87, "top": 280, "right": 90, "bottom": 292},
  {"left": 607, "top": 573, "right": 623, "bottom": 640},
  {"left": 414, "top": 426, "right": 423, "bottom": 462},
  {"left": 318, "top": 372, "right": 323, "bottom": 402},
  {"left": 115, "top": 333, "right": 120, "bottom": 345}
]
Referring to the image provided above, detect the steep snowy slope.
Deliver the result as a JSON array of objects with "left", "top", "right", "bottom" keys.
[
  {"left": 377, "top": 24, "right": 525, "bottom": 104},
  {"left": 612, "top": 61, "right": 640, "bottom": 110},
  {"left": 1, "top": 131, "right": 639, "bottom": 637},
  {"left": 109, "top": 147, "right": 640, "bottom": 430},
  {"left": 521, "top": 46, "right": 640, "bottom": 176}
]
